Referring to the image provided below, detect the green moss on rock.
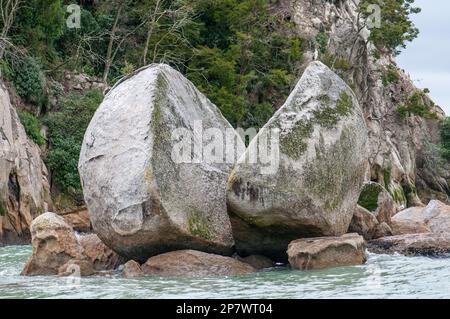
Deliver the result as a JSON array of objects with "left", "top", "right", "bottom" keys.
[
  {"left": 188, "top": 211, "right": 213, "bottom": 240},
  {"left": 280, "top": 120, "right": 313, "bottom": 160},
  {"left": 313, "top": 92, "right": 353, "bottom": 129},
  {"left": 358, "top": 183, "right": 383, "bottom": 212}
]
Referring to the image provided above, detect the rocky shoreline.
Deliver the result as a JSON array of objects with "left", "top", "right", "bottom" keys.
[{"left": 16, "top": 62, "right": 450, "bottom": 279}]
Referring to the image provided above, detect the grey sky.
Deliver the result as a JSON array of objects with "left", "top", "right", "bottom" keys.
[{"left": 396, "top": 0, "right": 450, "bottom": 115}]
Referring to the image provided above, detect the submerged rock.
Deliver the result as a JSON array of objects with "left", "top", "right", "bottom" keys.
[
  {"left": 227, "top": 61, "right": 368, "bottom": 260},
  {"left": 142, "top": 250, "right": 256, "bottom": 277},
  {"left": 287, "top": 233, "right": 367, "bottom": 270},
  {"left": 122, "top": 260, "right": 144, "bottom": 278},
  {"left": 369, "top": 233, "right": 450, "bottom": 256},
  {"left": 0, "top": 84, "right": 52, "bottom": 245},
  {"left": 79, "top": 64, "right": 244, "bottom": 262},
  {"left": 21, "top": 213, "right": 86, "bottom": 276}
]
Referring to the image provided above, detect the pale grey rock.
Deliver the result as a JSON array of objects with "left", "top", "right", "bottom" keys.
[
  {"left": 227, "top": 61, "right": 368, "bottom": 260},
  {"left": 0, "top": 84, "right": 52, "bottom": 245},
  {"left": 392, "top": 200, "right": 450, "bottom": 235},
  {"left": 79, "top": 64, "right": 244, "bottom": 262}
]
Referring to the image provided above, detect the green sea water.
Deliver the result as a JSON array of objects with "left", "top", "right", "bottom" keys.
[{"left": 1, "top": 245, "right": 450, "bottom": 299}]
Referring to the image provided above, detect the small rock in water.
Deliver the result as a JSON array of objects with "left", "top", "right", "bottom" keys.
[
  {"left": 142, "top": 250, "right": 256, "bottom": 277},
  {"left": 122, "top": 260, "right": 144, "bottom": 278},
  {"left": 287, "top": 233, "right": 367, "bottom": 270},
  {"left": 21, "top": 212, "right": 86, "bottom": 276}
]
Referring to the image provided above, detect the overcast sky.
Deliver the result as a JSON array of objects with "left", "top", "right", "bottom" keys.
[{"left": 396, "top": 0, "right": 450, "bottom": 115}]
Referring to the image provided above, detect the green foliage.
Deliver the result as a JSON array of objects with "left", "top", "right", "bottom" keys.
[
  {"left": 359, "top": 0, "right": 420, "bottom": 55},
  {"left": 11, "top": 0, "right": 64, "bottom": 63},
  {"left": 18, "top": 111, "right": 45, "bottom": 146},
  {"left": 7, "top": 56, "right": 46, "bottom": 105},
  {"left": 382, "top": 65, "right": 400, "bottom": 86},
  {"left": 315, "top": 31, "right": 328, "bottom": 54},
  {"left": 44, "top": 90, "right": 103, "bottom": 195},
  {"left": 397, "top": 90, "right": 437, "bottom": 120},
  {"left": 187, "top": 0, "right": 302, "bottom": 128},
  {"left": 441, "top": 117, "right": 450, "bottom": 160}
]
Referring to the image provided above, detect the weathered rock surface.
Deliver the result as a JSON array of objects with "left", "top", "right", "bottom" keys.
[
  {"left": 21, "top": 212, "right": 86, "bottom": 276},
  {"left": 348, "top": 205, "right": 380, "bottom": 240},
  {"left": 391, "top": 207, "right": 431, "bottom": 235},
  {"left": 391, "top": 200, "right": 450, "bottom": 235},
  {"left": 287, "top": 233, "right": 367, "bottom": 270},
  {"left": 357, "top": 182, "right": 395, "bottom": 225},
  {"left": 237, "top": 255, "right": 275, "bottom": 270},
  {"left": 284, "top": 0, "right": 448, "bottom": 205},
  {"left": 59, "top": 208, "right": 91, "bottom": 233},
  {"left": 0, "top": 84, "right": 52, "bottom": 245},
  {"left": 122, "top": 260, "right": 144, "bottom": 278},
  {"left": 369, "top": 233, "right": 450, "bottom": 256},
  {"left": 227, "top": 61, "right": 368, "bottom": 260},
  {"left": 58, "top": 259, "right": 95, "bottom": 277},
  {"left": 21, "top": 213, "right": 124, "bottom": 276},
  {"left": 79, "top": 64, "right": 243, "bottom": 262},
  {"left": 142, "top": 250, "right": 256, "bottom": 277},
  {"left": 78, "top": 233, "right": 124, "bottom": 271}
]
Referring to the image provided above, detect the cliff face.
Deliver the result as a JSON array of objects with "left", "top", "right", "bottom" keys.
[
  {"left": 0, "top": 83, "right": 52, "bottom": 245},
  {"left": 282, "top": 0, "right": 449, "bottom": 207}
]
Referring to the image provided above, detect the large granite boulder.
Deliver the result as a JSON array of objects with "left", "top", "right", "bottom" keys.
[
  {"left": 287, "top": 233, "right": 367, "bottom": 270},
  {"left": 79, "top": 64, "right": 244, "bottom": 262},
  {"left": 0, "top": 84, "right": 52, "bottom": 245},
  {"left": 227, "top": 61, "right": 368, "bottom": 260},
  {"left": 141, "top": 250, "right": 256, "bottom": 277}
]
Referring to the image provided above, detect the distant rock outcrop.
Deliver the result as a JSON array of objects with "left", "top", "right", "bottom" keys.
[
  {"left": 79, "top": 64, "right": 244, "bottom": 262},
  {"left": 0, "top": 83, "right": 52, "bottom": 245},
  {"left": 227, "top": 61, "right": 368, "bottom": 260}
]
